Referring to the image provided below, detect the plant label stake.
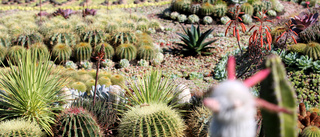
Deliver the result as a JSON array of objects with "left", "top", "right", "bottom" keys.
[{"left": 93, "top": 44, "right": 105, "bottom": 106}]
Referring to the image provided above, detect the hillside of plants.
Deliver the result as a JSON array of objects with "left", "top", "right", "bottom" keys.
[{"left": 0, "top": 0, "right": 320, "bottom": 136}]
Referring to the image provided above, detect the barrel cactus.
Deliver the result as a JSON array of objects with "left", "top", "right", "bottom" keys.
[
  {"left": 203, "top": 16, "right": 213, "bottom": 25},
  {"left": 6, "top": 45, "right": 26, "bottom": 64},
  {"left": 262, "top": 1, "right": 272, "bottom": 10},
  {"left": 115, "top": 43, "right": 137, "bottom": 61},
  {"left": 256, "top": 11, "right": 266, "bottom": 19},
  {"left": 260, "top": 54, "right": 298, "bottom": 137},
  {"left": 190, "top": 3, "right": 202, "bottom": 14},
  {"left": 30, "top": 42, "right": 49, "bottom": 56},
  {"left": 119, "top": 59, "right": 130, "bottom": 68},
  {"left": 252, "top": 0, "right": 263, "bottom": 13},
  {"left": 52, "top": 43, "right": 72, "bottom": 64},
  {"left": 220, "top": 16, "right": 231, "bottom": 25},
  {"left": 53, "top": 107, "right": 103, "bottom": 137},
  {"left": 301, "top": 126, "right": 320, "bottom": 137},
  {"left": 241, "top": 3, "right": 254, "bottom": 16},
  {"left": 299, "top": 22, "right": 320, "bottom": 43},
  {"left": 188, "top": 14, "right": 200, "bottom": 24},
  {"left": 305, "top": 42, "right": 320, "bottom": 60},
  {"left": 95, "top": 43, "right": 114, "bottom": 59},
  {"left": 74, "top": 42, "right": 92, "bottom": 62},
  {"left": 213, "top": 3, "right": 228, "bottom": 17},
  {"left": 137, "top": 45, "right": 156, "bottom": 61},
  {"left": 170, "top": 11, "right": 180, "bottom": 20},
  {"left": 267, "top": 10, "right": 277, "bottom": 17},
  {"left": 272, "top": 1, "right": 284, "bottom": 12},
  {"left": 177, "top": 14, "right": 188, "bottom": 23},
  {"left": 71, "top": 82, "right": 87, "bottom": 92},
  {"left": 119, "top": 103, "right": 185, "bottom": 137},
  {"left": 187, "top": 106, "right": 212, "bottom": 137},
  {"left": 0, "top": 118, "right": 43, "bottom": 137},
  {"left": 200, "top": 2, "right": 214, "bottom": 16},
  {"left": 242, "top": 14, "right": 253, "bottom": 24},
  {"left": 110, "top": 74, "right": 125, "bottom": 86},
  {"left": 172, "top": 0, "right": 190, "bottom": 13},
  {"left": 98, "top": 76, "right": 112, "bottom": 87},
  {"left": 287, "top": 43, "right": 307, "bottom": 53}
]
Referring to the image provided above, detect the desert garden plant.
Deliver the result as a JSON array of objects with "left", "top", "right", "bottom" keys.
[
  {"left": 0, "top": 50, "right": 66, "bottom": 135},
  {"left": 0, "top": 118, "right": 44, "bottom": 137},
  {"left": 176, "top": 24, "right": 217, "bottom": 56}
]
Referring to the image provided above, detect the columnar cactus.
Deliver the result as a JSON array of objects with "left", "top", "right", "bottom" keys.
[
  {"left": 74, "top": 42, "right": 92, "bottom": 62},
  {"left": 119, "top": 103, "right": 185, "bottom": 137},
  {"left": 260, "top": 54, "right": 298, "bottom": 137},
  {"left": 115, "top": 43, "right": 137, "bottom": 61},
  {"left": 305, "top": 42, "right": 320, "bottom": 60},
  {"left": 0, "top": 118, "right": 43, "bottom": 137},
  {"left": 53, "top": 107, "right": 103, "bottom": 137},
  {"left": 241, "top": 3, "right": 254, "bottom": 15}
]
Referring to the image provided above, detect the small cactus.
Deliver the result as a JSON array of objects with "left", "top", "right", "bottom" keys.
[
  {"left": 71, "top": 82, "right": 87, "bottom": 92},
  {"left": 110, "top": 74, "right": 125, "bottom": 86},
  {"left": 163, "top": 8, "right": 172, "bottom": 18},
  {"left": 170, "top": 11, "right": 180, "bottom": 20},
  {"left": 267, "top": 10, "right": 277, "bottom": 17},
  {"left": 138, "top": 59, "right": 149, "bottom": 67},
  {"left": 53, "top": 107, "right": 103, "bottom": 137},
  {"left": 65, "top": 61, "right": 77, "bottom": 69},
  {"left": 30, "top": 42, "right": 49, "bottom": 57},
  {"left": 242, "top": 14, "right": 253, "bottom": 24},
  {"left": 137, "top": 45, "right": 156, "bottom": 61},
  {"left": 190, "top": 3, "right": 202, "bottom": 14},
  {"left": 80, "top": 61, "right": 93, "bottom": 70},
  {"left": 119, "top": 103, "right": 185, "bottom": 137},
  {"left": 74, "top": 42, "right": 92, "bottom": 62},
  {"left": 187, "top": 106, "right": 212, "bottom": 137},
  {"left": 85, "top": 79, "right": 98, "bottom": 91},
  {"left": 95, "top": 43, "right": 114, "bottom": 59},
  {"left": 301, "top": 126, "right": 320, "bottom": 137},
  {"left": 213, "top": 3, "right": 228, "bottom": 17},
  {"left": 6, "top": 45, "right": 26, "bottom": 64},
  {"left": 201, "top": 2, "right": 214, "bottom": 16},
  {"left": 241, "top": 3, "right": 254, "bottom": 16},
  {"left": 172, "top": 0, "right": 190, "bottom": 13},
  {"left": 256, "top": 11, "right": 266, "bottom": 19},
  {"left": 51, "top": 43, "right": 72, "bottom": 64},
  {"left": 119, "top": 59, "right": 130, "bottom": 68},
  {"left": 305, "top": 42, "right": 320, "bottom": 60},
  {"left": 101, "top": 59, "right": 115, "bottom": 68},
  {"left": 287, "top": 43, "right": 307, "bottom": 53},
  {"left": 177, "top": 14, "right": 188, "bottom": 23},
  {"left": 98, "top": 76, "right": 112, "bottom": 87},
  {"left": 188, "top": 14, "right": 200, "bottom": 24},
  {"left": 136, "top": 22, "right": 149, "bottom": 32},
  {"left": 203, "top": 16, "right": 213, "bottom": 25},
  {"left": 115, "top": 43, "right": 137, "bottom": 61},
  {"left": 252, "top": 0, "right": 263, "bottom": 13},
  {"left": 220, "top": 16, "right": 231, "bottom": 25},
  {"left": 262, "top": 1, "right": 272, "bottom": 10},
  {"left": 272, "top": 1, "right": 284, "bottom": 12},
  {"left": 0, "top": 118, "right": 44, "bottom": 137}
]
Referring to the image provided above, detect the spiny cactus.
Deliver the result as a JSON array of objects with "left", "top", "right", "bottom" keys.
[
  {"left": 137, "top": 45, "right": 156, "bottom": 61},
  {"left": 190, "top": 3, "right": 201, "bottom": 14},
  {"left": 136, "top": 22, "right": 149, "bottom": 32},
  {"left": 203, "top": 16, "right": 213, "bottom": 25},
  {"left": 119, "top": 103, "right": 185, "bottom": 137},
  {"left": 201, "top": 2, "right": 214, "bottom": 16},
  {"left": 242, "top": 14, "right": 253, "bottom": 24},
  {"left": 213, "top": 3, "right": 228, "bottom": 17},
  {"left": 110, "top": 74, "right": 125, "bottom": 86},
  {"left": 115, "top": 43, "right": 137, "bottom": 61},
  {"left": 252, "top": 0, "right": 263, "bottom": 13},
  {"left": 74, "top": 42, "right": 93, "bottom": 62},
  {"left": 305, "top": 42, "right": 320, "bottom": 60},
  {"left": 52, "top": 43, "right": 72, "bottom": 64},
  {"left": 267, "top": 10, "right": 277, "bottom": 17},
  {"left": 71, "top": 81, "right": 87, "bottom": 92},
  {"left": 301, "top": 126, "right": 320, "bottom": 137},
  {"left": 172, "top": 0, "right": 190, "bottom": 13},
  {"left": 95, "top": 43, "right": 114, "bottom": 59},
  {"left": 256, "top": 11, "right": 266, "bottom": 19},
  {"left": 101, "top": 59, "right": 115, "bottom": 68},
  {"left": 262, "top": 1, "right": 272, "bottom": 10},
  {"left": 0, "top": 46, "right": 7, "bottom": 62},
  {"left": 98, "top": 71, "right": 112, "bottom": 79},
  {"left": 0, "top": 118, "right": 44, "bottom": 137},
  {"left": 6, "top": 45, "right": 25, "bottom": 64},
  {"left": 30, "top": 43, "right": 49, "bottom": 57},
  {"left": 98, "top": 76, "right": 112, "bottom": 87},
  {"left": 53, "top": 107, "right": 103, "bottom": 137},
  {"left": 188, "top": 14, "right": 200, "bottom": 24},
  {"left": 177, "top": 14, "right": 188, "bottom": 23},
  {"left": 287, "top": 43, "right": 307, "bottom": 53},
  {"left": 86, "top": 79, "right": 98, "bottom": 91},
  {"left": 138, "top": 59, "right": 149, "bottom": 67},
  {"left": 220, "top": 16, "right": 231, "bottom": 25},
  {"left": 271, "top": 26, "right": 286, "bottom": 43},
  {"left": 260, "top": 54, "right": 298, "bottom": 137},
  {"left": 187, "top": 106, "right": 212, "bottom": 137},
  {"left": 106, "top": 22, "right": 119, "bottom": 33},
  {"left": 110, "top": 30, "right": 137, "bottom": 46},
  {"left": 299, "top": 22, "right": 320, "bottom": 43},
  {"left": 80, "top": 61, "right": 93, "bottom": 70},
  {"left": 148, "top": 20, "right": 161, "bottom": 29},
  {"left": 65, "top": 61, "right": 77, "bottom": 69},
  {"left": 241, "top": 3, "right": 254, "bottom": 16},
  {"left": 272, "top": 1, "right": 284, "bottom": 12},
  {"left": 170, "top": 11, "right": 180, "bottom": 20}
]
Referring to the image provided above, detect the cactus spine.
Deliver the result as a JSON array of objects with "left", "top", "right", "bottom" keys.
[
  {"left": 260, "top": 54, "right": 298, "bottom": 137},
  {"left": 200, "top": 2, "right": 214, "bottom": 16},
  {"left": 187, "top": 106, "right": 212, "bottom": 137},
  {"left": 53, "top": 107, "right": 102, "bottom": 137},
  {"left": 119, "top": 103, "right": 185, "bottom": 137},
  {"left": 0, "top": 118, "right": 43, "bottom": 137},
  {"left": 52, "top": 43, "right": 72, "bottom": 64},
  {"left": 95, "top": 43, "right": 114, "bottom": 59},
  {"left": 74, "top": 42, "right": 92, "bottom": 62},
  {"left": 301, "top": 126, "right": 320, "bottom": 137},
  {"left": 115, "top": 43, "right": 137, "bottom": 61},
  {"left": 305, "top": 42, "right": 320, "bottom": 60},
  {"left": 241, "top": 3, "right": 254, "bottom": 16}
]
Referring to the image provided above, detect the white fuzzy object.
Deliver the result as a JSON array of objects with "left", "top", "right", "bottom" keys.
[
  {"left": 175, "top": 84, "right": 191, "bottom": 104},
  {"left": 209, "top": 80, "right": 256, "bottom": 137},
  {"left": 109, "top": 85, "right": 125, "bottom": 104},
  {"left": 61, "top": 87, "right": 79, "bottom": 108}
]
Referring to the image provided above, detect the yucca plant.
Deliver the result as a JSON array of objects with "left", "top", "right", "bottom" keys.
[
  {"left": 0, "top": 50, "right": 66, "bottom": 136},
  {"left": 176, "top": 24, "right": 217, "bottom": 56}
]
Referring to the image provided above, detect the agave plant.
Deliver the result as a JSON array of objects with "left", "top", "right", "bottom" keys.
[
  {"left": 291, "top": 12, "right": 319, "bottom": 33},
  {"left": 0, "top": 50, "right": 66, "bottom": 135},
  {"left": 176, "top": 24, "right": 217, "bottom": 56}
]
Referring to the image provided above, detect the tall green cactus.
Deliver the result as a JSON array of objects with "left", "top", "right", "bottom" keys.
[
  {"left": 213, "top": 3, "right": 228, "bottom": 17},
  {"left": 115, "top": 43, "right": 137, "bottom": 61},
  {"left": 119, "top": 103, "right": 185, "bottom": 137},
  {"left": 74, "top": 42, "right": 93, "bottom": 62},
  {"left": 0, "top": 118, "right": 44, "bottom": 137},
  {"left": 53, "top": 107, "right": 103, "bottom": 137},
  {"left": 260, "top": 54, "right": 298, "bottom": 137}
]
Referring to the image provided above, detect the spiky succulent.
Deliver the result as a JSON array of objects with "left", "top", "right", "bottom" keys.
[
  {"left": 190, "top": 3, "right": 202, "bottom": 14},
  {"left": 51, "top": 43, "right": 72, "bottom": 64},
  {"left": 287, "top": 43, "right": 307, "bottom": 53},
  {"left": 95, "top": 43, "right": 114, "bottom": 59},
  {"left": 301, "top": 126, "right": 320, "bottom": 137},
  {"left": 177, "top": 14, "right": 188, "bottom": 23},
  {"left": 6, "top": 45, "right": 26, "bottom": 64},
  {"left": 137, "top": 45, "right": 156, "bottom": 60},
  {"left": 213, "top": 3, "right": 228, "bottom": 17},
  {"left": 170, "top": 11, "right": 180, "bottom": 20},
  {"left": 74, "top": 42, "right": 93, "bottom": 62},
  {"left": 0, "top": 118, "right": 44, "bottom": 137},
  {"left": 242, "top": 14, "right": 253, "bottom": 24},
  {"left": 188, "top": 14, "right": 200, "bottom": 24},
  {"left": 305, "top": 42, "right": 320, "bottom": 60},
  {"left": 267, "top": 10, "right": 277, "bottom": 17},
  {"left": 115, "top": 43, "right": 137, "bottom": 61},
  {"left": 201, "top": 2, "right": 214, "bottom": 16},
  {"left": 119, "top": 59, "right": 130, "bottom": 68}
]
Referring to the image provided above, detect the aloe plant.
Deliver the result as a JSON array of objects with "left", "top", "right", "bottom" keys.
[{"left": 176, "top": 24, "right": 217, "bottom": 56}]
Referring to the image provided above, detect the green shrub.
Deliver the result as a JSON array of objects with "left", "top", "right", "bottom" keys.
[
  {"left": 74, "top": 42, "right": 93, "bottom": 62},
  {"left": 51, "top": 43, "right": 72, "bottom": 64},
  {"left": 53, "top": 107, "right": 103, "bottom": 137},
  {"left": 0, "top": 118, "right": 44, "bottom": 137},
  {"left": 0, "top": 50, "right": 66, "bottom": 135},
  {"left": 115, "top": 43, "right": 137, "bottom": 61}
]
